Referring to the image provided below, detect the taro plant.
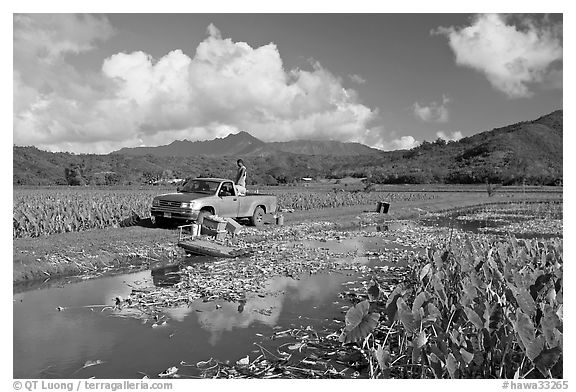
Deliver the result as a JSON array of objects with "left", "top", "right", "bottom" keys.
[{"left": 337, "top": 235, "right": 563, "bottom": 379}]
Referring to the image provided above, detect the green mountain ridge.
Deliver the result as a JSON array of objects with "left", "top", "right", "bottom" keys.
[{"left": 13, "top": 110, "right": 563, "bottom": 186}]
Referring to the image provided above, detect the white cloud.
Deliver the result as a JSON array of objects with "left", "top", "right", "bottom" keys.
[
  {"left": 372, "top": 135, "right": 419, "bottom": 151},
  {"left": 436, "top": 130, "right": 463, "bottom": 141},
  {"left": 14, "top": 14, "right": 114, "bottom": 64},
  {"left": 413, "top": 95, "right": 450, "bottom": 122},
  {"left": 435, "top": 14, "right": 562, "bottom": 98},
  {"left": 14, "top": 18, "right": 380, "bottom": 153},
  {"left": 348, "top": 73, "right": 366, "bottom": 84}
]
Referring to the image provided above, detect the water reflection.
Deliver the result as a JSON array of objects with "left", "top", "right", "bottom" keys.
[
  {"left": 14, "top": 260, "right": 354, "bottom": 378},
  {"left": 297, "top": 235, "right": 415, "bottom": 257},
  {"left": 151, "top": 263, "right": 181, "bottom": 286},
  {"left": 163, "top": 273, "right": 350, "bottom": 346}
]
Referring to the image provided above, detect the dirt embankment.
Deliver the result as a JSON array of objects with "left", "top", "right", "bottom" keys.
[{"left": 13, "top": 191, "right": 560, "bottom": 284}]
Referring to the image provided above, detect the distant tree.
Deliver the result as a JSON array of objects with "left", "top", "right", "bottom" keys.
[
  {"left": 434, "top": 137, "right": 447, "bottom": 146},
  {"left": 105, "top": 172, "right": 121, "bottom": 185},
  {"left": 64, "top": 163, "right": 86, "bottom": 186},
  {"left": 142, "top": 171, "right": 161, "bottom": 184}
]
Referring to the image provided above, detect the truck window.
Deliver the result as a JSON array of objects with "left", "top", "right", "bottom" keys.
[
  {"left": 219, "top": 182, "right": 235, "bottom": 197},
  {"left": 181, "top": 179, "right": 219, "bottom": 194}
]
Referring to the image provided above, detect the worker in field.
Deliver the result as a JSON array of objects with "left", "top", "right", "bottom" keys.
[{"left": 235, "top": 159, "right": 247, "bottom": 196}]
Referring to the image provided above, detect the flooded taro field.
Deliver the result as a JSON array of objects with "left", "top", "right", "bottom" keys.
[{"left": 13, "top": 202, "right": 563, "bottom": 379}]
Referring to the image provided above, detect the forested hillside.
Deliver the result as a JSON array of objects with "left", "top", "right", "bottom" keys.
[{"left": 13, "top": 110, "right": 562, "bottom": 186}]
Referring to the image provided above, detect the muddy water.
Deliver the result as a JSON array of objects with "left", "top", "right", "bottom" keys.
[
  {"left": 15, "top": 204, "right": 559, "bottom": 378},
  {"left": 419, "top": 206, "right": 563, "bottom": 239},
  {"left": 13, "top": 230, "right": 416, "bottom": 379},
  {"left": 13, "top": 259, "right": 361, "bottom": 379}
]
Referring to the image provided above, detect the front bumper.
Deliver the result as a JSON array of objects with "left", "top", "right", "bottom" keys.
[{"left": 151, "top": 207, "right": 200, "bottom": 221}]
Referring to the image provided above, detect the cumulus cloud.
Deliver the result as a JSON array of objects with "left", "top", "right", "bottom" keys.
[
  {"left": 436, "top": 130, "right": 463, "bottom": 141},
  {"left": 434, "top": 14, "right": 562, "bottom": 98},
  {"left": 413, "top": 95, "right": 450, "bottom": 122},
  {"left": 14, "top": 18, "right": 381, "bottom": 153},
  {"left": 371, "top": 135, "right": 419, "bottom": 151}
]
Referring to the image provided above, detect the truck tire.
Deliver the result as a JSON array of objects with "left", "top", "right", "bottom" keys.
[
  {"left": 251, "top": 206, "right": 265, "bottom": 227},
  {"left": 196, "top": 210, "right": 212, "bottom": 226}
]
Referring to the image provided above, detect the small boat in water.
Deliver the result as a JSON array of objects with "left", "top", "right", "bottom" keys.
[{"left": 177, "top": 238, "right": 248, "bottom": 258}]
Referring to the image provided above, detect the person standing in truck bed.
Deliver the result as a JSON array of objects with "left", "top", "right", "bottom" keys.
[{"left": 235, "top": 159, "right": 247, "bottom": 195}]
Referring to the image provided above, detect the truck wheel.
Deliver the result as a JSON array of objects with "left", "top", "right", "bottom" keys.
[
  {"left": 197, "top": 210, "right": 212, "bottom": 226},
  {"left": 251, "top": 206, "right": 265, "bottom": 227}
]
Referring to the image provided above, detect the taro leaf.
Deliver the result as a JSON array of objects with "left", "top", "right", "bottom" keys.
[
  {"left": 82, "top": 360, "right": 105, "bottom": 368},
  {"left": 433, "top": 252, "right": 443, "bottom": 269},
  {"left": 463, "top": 307, "right": 484, "bottom": 330},
  {"left": 513, "top": 286, "right": 537, "bottom": 317},
  {"left": 412, "top": 345, "right": 422, "bottom": 364},
  {"left": 236, "top": 355, "right": 250, "bottom": 366},
  {"left": 473, "top": 351, "right": 484, "bottom": 366},
  {"left": 433, "top": 277, "right": 447, "bottom": 305},
  {"left": 534, "top": 347, "right": 562, "bottom": 376},
  {"left": 546, "top": 288, "right": 556, "bottom": 304},
  {"left": 556, "top": 304, "right": 563, "bottom": 322},
  {"left": 426, "top": 303, "right": 442, "bottom": 322},
  {"left": 412, "top": 292, "right": 429, "bottom": 314},
  {"left": 446, "top": 353, "right": 458, "bottom": 379},
  {"left": 541, "top": 305, "right": 560, "bottom": 342},
  {"left": 339, "top": 300, "right": 380, "bottom": 344},
  {"left": 430, "top": 344, "right": 446, "bottom": 362},
  {"left": 288, "top": 342, "right": 306, "bottom": 351},
  {"left": 396, "top": 297, "right": 418, "bottom": 334},
  {"left": 449, "top": 329, "right": 461, "bottom": 346},
  {"left": 530, "top": 273, "right": 552, "bottom": 300},
  {"left": 414, "top": 330, "right": 428, "bottom": 349},
  {"left": 385, "top": 294, "right": 402, "bottom": 324},
  {"left": 158, "top": 366, "right": 178, "bottom": 377},
  {"left": 460, "top": 348, "right": 474, "bottom": 365},
  {"left": 375, "top": 344, "right": 390, "bottom": 371},
  {"left": 554, "top": 277, "right": 562, "bottom": 295},
  {"left": 481, "top": 328, "right": 494, "bottom": 351},
  {"left": 385, "top": 284, "right": 405, "bottom": 308},
  {"left": 504, "top": 260, "right": 514, "bottom": 281},
  {"left": 427, "top": 353, "right": 443, "bottom": 378},
  {"left": 469, "top": 271, "right": 484, "bottom": 290},
  {"left": 514, "top": 309, "right": 544, "bottom": 361},
  {"left": 463, "top": 282, "right": 477, "bottom": 302},
  {"left": 419, "top": 263, "right": 432, "bottom": 281},
  {"left": 385, "top": 285, "right": 405, "bottom": 322},
  {"left": 196, "top": 358, "right": 216, "bottom": 369},
  {"left": 486, "top": 302, "right": 504, "bottom": 333},
  {"left": 367, "top": 281, "right": 380, "bottom": 302}
]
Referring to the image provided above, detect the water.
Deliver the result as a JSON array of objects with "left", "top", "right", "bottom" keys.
[
  {"left": 13, "top": 261, "right": 356, "bottom": 379},
  {"left": 14, "top": 204, "right": 560, "bottom": 378},
  {"left": 419, "top": 206, "right": 563, "bottom": 239}
]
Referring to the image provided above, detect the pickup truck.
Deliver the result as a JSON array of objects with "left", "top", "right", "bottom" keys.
[{"left": 150, "top": 178, "right": 278, "bottom": 227}]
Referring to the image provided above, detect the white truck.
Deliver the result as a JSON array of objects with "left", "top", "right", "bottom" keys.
[{"left": 150, "top": 177, "right": 278, "bottom": 227}]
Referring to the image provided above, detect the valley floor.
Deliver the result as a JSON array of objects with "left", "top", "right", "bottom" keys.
[{"left": 13, "top": 190, "right": 561, "bottom": 285}]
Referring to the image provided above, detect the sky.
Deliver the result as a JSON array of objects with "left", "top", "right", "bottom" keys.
[{"left": 12, "top": 12, "right": 564, "bottom": 154}]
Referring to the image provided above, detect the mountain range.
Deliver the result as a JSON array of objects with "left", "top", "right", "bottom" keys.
[
  {"left": 13, "top": 110, "right": 563, "bottom": 186},
  {"left": 114, "top": 131, "right": 380, "bottom": 157}
]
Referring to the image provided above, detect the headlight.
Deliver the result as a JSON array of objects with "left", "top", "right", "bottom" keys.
[
  {"left": 152, "top": 199, "right": 160, "bottom": 207},
  {"left": 181, "top": 201, "right": 199, "bottom": 209}
]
